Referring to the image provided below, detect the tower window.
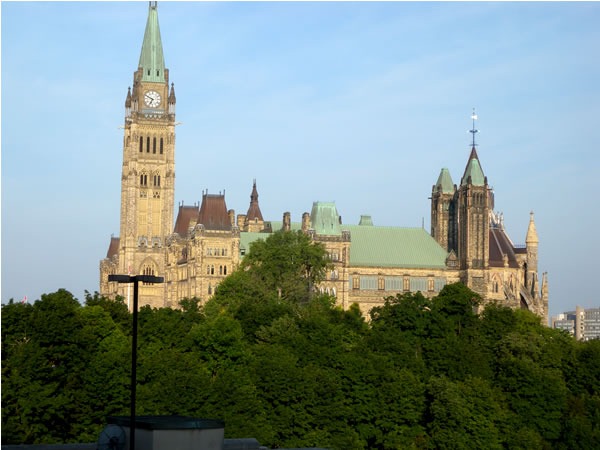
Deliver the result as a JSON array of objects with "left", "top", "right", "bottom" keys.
[
  {"left": 160, "top": 138, "right": 164, "bottom": 154},
  {"left": 140, "top": 174, "right": 148, "bottom": 186},
  {"left": 139, "top": 136, "right": 143, "bottom": 153},
  {"left": 142, "top": 264, "right": 156, "bottom": 285},
  {"left": 153, "top": 175, "right": 161, "bottom": 187},
  {"left": 146, "top": 137, "right": 150, "bottom": 153},
  {"left": 153, "top": 137, "right": 157, "bottom": 154}
]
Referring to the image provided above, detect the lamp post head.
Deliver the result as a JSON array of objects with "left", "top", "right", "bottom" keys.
[{"left": 108, "top": 274, "right": 164, "bottom": 284}]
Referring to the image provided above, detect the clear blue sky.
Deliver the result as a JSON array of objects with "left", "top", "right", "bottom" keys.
[{"left": 2, "top": 1, "right": 599, "bottom": 319}]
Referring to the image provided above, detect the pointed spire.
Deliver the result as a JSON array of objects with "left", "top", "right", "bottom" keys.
[
  {"left": 168, "top": 83, "right": 176, "bottom": 114},
  {"left": 168, "top": 83, "right": 176, "bottom": 104},
  {"left": 526, "top": 211, "right": 539, "bottom": 244},
  {"left": 460, "top": 147, "right": 485, "bottom": 186},
  {"left": 139, "top": 2, "right": 165, "bottom": 83},
  {"left": 246, "top": 179, "right": 264, "bottom": 221},
  {"left": 125, "top": 87, "right": 132, "bottom": 107}
]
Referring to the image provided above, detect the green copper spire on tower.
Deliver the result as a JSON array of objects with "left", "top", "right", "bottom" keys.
[
  {"left": 460, "top": 147, "right": 486, "bottom": 186},
  {"left": 139, "top": 2, "right": 165, "bottom": 83}
]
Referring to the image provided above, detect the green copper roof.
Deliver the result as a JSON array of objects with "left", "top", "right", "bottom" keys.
[
  {"left": 345, "top": 225, "right": 449, "bottom": 268},
  {"left": 435, "top": 168, "right": 455, "bottom": 193},
  {"left": 239, "top": 232, "right": 266, "bottom": 255},
  {"left": 311, "top": 202, "right": 342, "bottom": 236},
  {"left": 460, "top": 147, "right": 485, "bottom": 186},
  {"left": 240, "top": 225, "right": 449, "bottom": 269},
  {"left": 139, "top": 3, "right": 165, "bottom": 83}
]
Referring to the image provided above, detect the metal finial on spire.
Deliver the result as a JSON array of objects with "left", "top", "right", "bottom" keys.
[{"left": 469, "top": 108, "right": 479, "bottom": 148}]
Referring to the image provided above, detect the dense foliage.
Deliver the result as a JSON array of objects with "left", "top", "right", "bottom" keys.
[{"left": 2, "top": 231, "right": 599, "bottom": 448}]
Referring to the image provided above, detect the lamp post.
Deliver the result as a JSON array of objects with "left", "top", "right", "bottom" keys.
[{"left": 108, "top": 274, "right": 164, "bottom": 450}]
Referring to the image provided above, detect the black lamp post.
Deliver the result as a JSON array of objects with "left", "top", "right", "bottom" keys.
[{"left": 108, "top": 274, "right": 164, "bottom": 450}]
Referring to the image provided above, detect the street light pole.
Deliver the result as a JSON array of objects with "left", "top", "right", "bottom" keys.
[{"left": 108, "top": 274, "right": 164, "bottom": 450}]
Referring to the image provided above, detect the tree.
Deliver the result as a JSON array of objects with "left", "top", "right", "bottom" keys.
[
  {"left": 426, "top": 376, "right": 504, "bottom": 450},
  {"left": 238, "top": 230, "right": 331, "bottom": 303}
]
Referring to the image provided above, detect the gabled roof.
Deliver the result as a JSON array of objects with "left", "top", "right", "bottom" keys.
[
  {"left": 460, "top": 147, "right": 485, "bottom": 186},
  {"left": 246, "top": 180, "right": 264, "bottom": 221},
  {"left": 174, "top": 205, "right": 200, "bottom": 236},
  {"left": 139, "top": 3, "right": 165, "bottom": 83},
  {"left": 197, "top": 194, "right": 232, "bottom": 231},
  {"left": 345, "top": 225, "right": 449, "bottom": 268},
  {"left": 435, "top": 168, "right": 455, "bottom": 194},
  {"left": 311, "top": 202, "right": 342, "bottom": 236}
]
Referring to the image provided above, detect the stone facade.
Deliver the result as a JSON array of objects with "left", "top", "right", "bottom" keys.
[{"left": 100, "top": 4, "right": 548, "bottom": 322}]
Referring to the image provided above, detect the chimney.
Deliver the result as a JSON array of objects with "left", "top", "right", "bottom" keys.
[
  {"left": 302, "top": 212, "right": 311, "bottom": 233},
  {"left": 283, "top": 212, "right": 291, "bottom": 231}
]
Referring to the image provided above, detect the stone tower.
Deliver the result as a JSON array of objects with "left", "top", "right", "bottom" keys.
[
  {"left": 115, "top": 2, "right": 176, "bottom": 307},
  {"left": 431, "top": 167, "right": 457, "bottom": 253},
  {"left": 456, "top": 147, "right": 491, "bottom": 293},
  {"left": 525, "top": 211, "right": 539, "bottom": 297}
]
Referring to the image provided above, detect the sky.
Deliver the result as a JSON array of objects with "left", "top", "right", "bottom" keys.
[{"left": 2, "top": 1, "right": 599, "bottom": 320}]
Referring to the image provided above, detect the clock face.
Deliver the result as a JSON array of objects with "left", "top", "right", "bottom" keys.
[{"left": 144, "top": 90, "right": 161, "bottom": 108}]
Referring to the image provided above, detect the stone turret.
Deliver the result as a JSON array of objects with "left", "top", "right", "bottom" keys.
[{"left": 431, "top": 167, "right": 457, "bottom": 252}]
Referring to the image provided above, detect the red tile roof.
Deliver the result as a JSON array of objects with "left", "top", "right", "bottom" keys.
[
  {"left": 106, "top": 236, "right": 120, "bottom": 259},
  {"left": 197, "top": 194, "right": 232, "bottom": 231},
  {"left": 174, "top": 205, "right": 200, "bottom": 235}
]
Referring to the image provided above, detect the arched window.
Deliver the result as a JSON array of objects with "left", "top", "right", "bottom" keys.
[
  {"left": 160, "top": 138, "right": 164, "bottom": 154},
  {"left": 146, "top": 137, "right": 150, "bottom": 153},
  {"left": 219, "top": 266, "right": 223, "bottom": 275},
  {"left": 208, "top": 284, "right": 212, "bottom": 295},
  {"left": 153, "top": 137, "right": 157, "bottom": 154},
  {"left": 211, "top": 265, "right": 215, "bottom": 275},
  {"left": 206, "top": 265, "right": 210, "bottom": 275},
  {"left": 223, "top": 266, "right": 227, "bottom": 275},
  {"left": 139, "top": 136, "right": 143, "bottom": 153},
  {"left": 142, "top": 264, "right": 156, "bottom": 285}
]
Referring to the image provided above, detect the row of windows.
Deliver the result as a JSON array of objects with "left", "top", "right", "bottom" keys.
[
  {"left": 140, "top": 174, "right": 161, "bottom": 187},
  {"left": 206, "top": 248, "right": 228, "bottom": 256},
  {"left": 319, "top": 287, "right": 337, "bottom": 297},
  {"left": 139, "top": 136, "right": 164, "bottom": 154},
  {"left": 206, "top": 265, "right": 228, "bottom": 276},
  {"left": 140, "top": 190, "right": 160, "bottom": 199},
  {"left": 350, "top": 276, "right": 447, "bottom": 293}
]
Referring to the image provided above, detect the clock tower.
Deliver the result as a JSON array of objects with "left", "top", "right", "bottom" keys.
[{"left": 115, "top": 2, "right": 176, "bottom": 307}]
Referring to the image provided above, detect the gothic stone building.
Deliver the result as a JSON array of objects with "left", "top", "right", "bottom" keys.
[{"left": 100, "top": 4, "right": 549, "bottom": 322}]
